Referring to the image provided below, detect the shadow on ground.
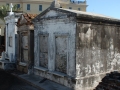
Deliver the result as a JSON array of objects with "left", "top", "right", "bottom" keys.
[
  {"left": 0, "top": 70, "right": 39, "bottom": 90},
  {"left": 1, "top": 70, "right": 120, "bottom": 90},
  {"left": 95, "top": 71, "right": 120, "bottom": 90}
]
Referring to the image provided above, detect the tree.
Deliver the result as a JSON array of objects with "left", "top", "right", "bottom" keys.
[{"left": 0, "top": 4, "right": 21, "bottom": 22}]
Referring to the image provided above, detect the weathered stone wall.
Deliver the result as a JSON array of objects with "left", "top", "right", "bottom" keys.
[
  {"left": 75, "top": 23, "right": 120, "bottom": 90},
  {"left": 34, "top": 17, "right": 76, "bottom": 88}
]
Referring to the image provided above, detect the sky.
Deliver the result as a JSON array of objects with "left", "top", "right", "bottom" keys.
[{"left": 86, "top": 0, "right": 120, "bottom": 19}]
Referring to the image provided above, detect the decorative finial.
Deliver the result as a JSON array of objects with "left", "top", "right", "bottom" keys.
[
  {"left": 9, "top": 3, "right": 14, "bottom": 15},
  {"left": 10, "top": 3, "right": 13, "bottom": 13},
  {"left": 50, "top": 0, "right": 60, "bottom": 8},
  {"left": 55, "top": 0, "right": 60, "bottom": 8}
]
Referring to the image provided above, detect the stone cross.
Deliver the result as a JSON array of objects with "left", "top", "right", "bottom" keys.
[{"left": 10, "top": 3, "right": 13, "bottom": 13}]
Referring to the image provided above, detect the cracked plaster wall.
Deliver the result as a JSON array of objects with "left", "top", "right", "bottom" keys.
[
  {"left": 75, "top": 23, "right": 120, "bottom": 90},
  {"left": 34, "top": 17, "right": 76, "bottom": 88}
]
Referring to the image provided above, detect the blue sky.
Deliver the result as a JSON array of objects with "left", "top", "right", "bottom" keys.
[{"left": 86, "top": 0, "right": 120, "bottom": 19}]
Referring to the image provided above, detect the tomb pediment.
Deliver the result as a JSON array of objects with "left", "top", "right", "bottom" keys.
[
  {"left": 33, "top": 7, "right": 120, "bottom": 24},
  {"left": 32, "top": 8, "right": 76, "bottom": 22},
  {"left": 40, "top": 10, "right": 68, "bottom": 18}
]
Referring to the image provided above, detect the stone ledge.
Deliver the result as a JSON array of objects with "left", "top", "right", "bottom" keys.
[
  {"left": 19, "top": 62, "right": 27, "bottom": 67},
  {"left": 0, "top": 60, "right": 15, "bottom": 70},
  {"left": 34, "top": 66, "right": 48, "bottom": 72},
  {"left": 48, "top": 71, "right": 67, "bottom": 78},
  {"left": 0, "top": 60, "right": 15, "bottom": 63}
]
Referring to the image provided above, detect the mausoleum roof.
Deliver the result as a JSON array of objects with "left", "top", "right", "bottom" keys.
[
  {"left": 17, "top": 13, "right": 37, "bottom": 26},
  {"left": 33, "top": 7, "right": 120, "bottom": 24}
]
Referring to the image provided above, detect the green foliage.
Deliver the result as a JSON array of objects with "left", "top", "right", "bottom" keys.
[
  {"left": 12, "top": 4, "right": 21, "bottom": 11},
  {"left": 0, "top": 4, "right": 21, "bottom": 22}
]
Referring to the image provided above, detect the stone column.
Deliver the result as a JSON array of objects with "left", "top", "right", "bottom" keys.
[
  {"left": 0, "top": 27, "right": 1, "bottom": 46},
  {"left": 5, "top": 24, "right": 8, "bottom": 56}
]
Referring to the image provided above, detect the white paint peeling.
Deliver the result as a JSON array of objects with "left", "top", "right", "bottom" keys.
[
  {"left": 85, "top": 64, "right": 91, "bottom": 76},
  {"left": 76, "top": 64, "right": 83, "bottom": 77}
]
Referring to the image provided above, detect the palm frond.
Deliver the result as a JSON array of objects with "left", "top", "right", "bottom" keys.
[{"left": 0, "top": 4, "right": 21, "bottom": 22}]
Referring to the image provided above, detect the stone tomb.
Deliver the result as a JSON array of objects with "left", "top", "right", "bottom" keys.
[
  {"left": 17, "top": 13, "right": 37, "bottom": 74},
  {"left": 33, "top": 7, "right": 120, "bottom": 90},
  {"left": 1, "top": 13, "right": 21, "bottom": 70}
]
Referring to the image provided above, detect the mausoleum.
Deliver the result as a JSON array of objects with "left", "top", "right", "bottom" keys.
[{"left": 32, "top": 6, "right": 120, "bottom": 90}]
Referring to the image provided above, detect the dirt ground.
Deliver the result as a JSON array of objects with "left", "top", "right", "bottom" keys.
[{"left": 0, "top": 70, "right": 39, "bottom": 90}]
